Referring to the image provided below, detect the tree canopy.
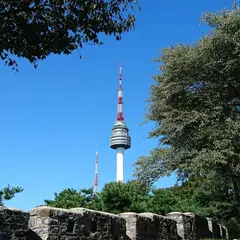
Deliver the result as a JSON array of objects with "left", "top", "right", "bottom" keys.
[
  {"left": 44, "top": 179, "right": 240, "bottom": 237},
  {"left": 134, "top": 2, "right": 240, "bottom": 200},
  {"left": 43, "top": 180, "right": 237, "bottom": 220},
  {"left": 0, "top": 185, "right": 23, "bottom": 206},
  {"left": 44, "top": 187, "right": 97, "bottom": 209},
  {"left": 133, "top": 3, "right": 240, "bottom": 235},
  {"left": 44, "top": 181, "right": 149, "bottom": 214},
  {"left": 0, "top": 0, "right": 139, "bottom": 69},
  {"left": 100, "top": 181, "right": 149, "bottom": 214}
]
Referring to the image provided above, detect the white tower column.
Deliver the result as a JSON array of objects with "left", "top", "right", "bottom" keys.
[{"left": 116, "top": 147, "right": 124, "bottom": 182}]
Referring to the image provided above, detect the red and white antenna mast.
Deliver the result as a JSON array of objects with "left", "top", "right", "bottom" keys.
[
  {"left": 117, "top": 62, "right": 124, "bottom": 121},
  {"left": 94, "top": 151, "right": 98, "bottom": 195}
]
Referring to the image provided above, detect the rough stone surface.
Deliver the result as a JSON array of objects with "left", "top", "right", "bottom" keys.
[
  {"left": 167, "top": 212, "right": 224, "bottom": 240},
  {"left": 221, "top": 225, "right": 229, "bottom": 239},
  {"left": 120, "top": 212, "right": 158, "bottom": 240},
  {"left": 207, "top": 218, "right": 221, "bottom": 238},
  {"left": 183, "top": 212, "right": 212, "bottom": 239},
  {"left": 166, "top": 212, "right": 195, "bottom": 240},
  {"left": 0, "top": 206, "right": 229, "bottom": 240},
  {"left": 140, "top": 213, "right": 178, "bottom": 240},
  {"left": 70, "top": 208, "right": 126, "bottom": 240},
  {"left": 0, "top": 206, "right": 29, "bottom": 240},
  {"left": 119, "top": 212, "right": 179, "bottom": 240},
  {"left": 224, "top": 225, "right": 229, "bottom": 239},
  {"left": 29, "top": 206, "right": 126, "bottom": 240},
  {"left": 118, "top": 213, "right": 138, "bottom": 240}
]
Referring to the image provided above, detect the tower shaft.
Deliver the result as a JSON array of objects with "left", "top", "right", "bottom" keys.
[{"left": 116, "top": 147, "right": 124, "bottom": 182}]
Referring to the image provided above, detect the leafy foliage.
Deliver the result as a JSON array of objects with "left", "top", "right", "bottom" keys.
[
  {"left": 133, "top": 3, "right": 240, "bottom": 237},
  {"left": 145, "top": 177, "right": 233, "bottom": 219},
  {"left": 44, "top": 180, "right": 236, "bottom": 222},
  {"left": 134, "top": 2, "right": 240, "bottom": 212},
  {"left": 133, "top": 148, "right": 172, "bottom": 186},
  {"left": 0, "top": 185, "right": 23, "bottom": 206},
  {"left": 100, "top": 181, "right": 150, "bottom": 214},
  {"left": 44, "top": 188, "right": 97, "bottom": 209},
  {"left": 147, "top": 187, "right": 177, "bottom": 215},
  {"left": 43, "top": 180, "right": 239, "bottom": 236},
  {"left": 227, "top": 217, "right": 240, "bottom": 238},
  {"left": 0, "top": 0, "right": 139, "bottom": 69},
  {"left": 44, "top": 181, "right": 150, "bottom": 214}
]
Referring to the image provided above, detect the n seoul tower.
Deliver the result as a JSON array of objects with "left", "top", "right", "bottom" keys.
[{"left": 110, "top": 63, "right": 131, "bottom": 183}]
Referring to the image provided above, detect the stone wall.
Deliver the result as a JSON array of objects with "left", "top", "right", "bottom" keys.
[
  {"left": 119, "top": 212, "right": 178, "bottom": 240},
  {"left": 0, "top": 206, "right": 29, "bottom": 240},
  {"left": 29, "top": 206, "right": 126, "bottom": 240},
  {"left": 140, "top": 213, "right": 179, "bottom": 240},
  {"left": 0, "top": 206, "right": 229, "bottom": 240},
  {"left": 166, "top": 212, "right": 228, "bottom": 240}
]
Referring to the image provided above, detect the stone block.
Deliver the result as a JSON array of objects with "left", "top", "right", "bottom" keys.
[
  {"left": 166, "top": 212, "right": 195, "bottom": 239},
  {"left": 0, "top": 206, "right": 29, "bottom": 240},
  {"left": 70, "top": 207, "right": 126, "bottom": 240},
  {"left": 220, "top": 225, "right": 229, "bottom": 239},
  {"left": 167, "top": 212, "right": 215, "bottom": 240},
  {"left": 118, "top": 213, "right": 138, "bottom": 240},
  {"left": 140, "top": 213, "right": 178, "bottom": 240},
  {"left": 120, "top": 212, "right": 177, "bottom": 240},
  {"left": 183, "top": 212, "right": 212, "bottom": 239},
  {"left": 223, "top": 225, "right": 229, "bottom": 239},
  {"left": 29, "top": 206, "right": 126, "bottom": 240},
  {"left": 207, "top": 218, "right": 221, "bottom": 238}
]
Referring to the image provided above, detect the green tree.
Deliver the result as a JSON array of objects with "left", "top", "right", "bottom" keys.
[
  {"left": 0, "top": 185, "right": 23, "bottom": 206},
  {"left": 134, "top": 2, "right": 240, "bottom": 207},
  {"left": 44, "top": 182, "right": 150, "bottom": 213},
  {"left": 133, "top": 4, "right": 240, "bottom": 236},
  {"left": 146, "top": 179, "right": 224, "bottom": 217},
  {"left": 100, "top": 181, "right": 149, "bottom": 214},
  {"left": 44, "top": 187, "right": 98, "bottom": 209},
  {"left": 0, "top": 0, "right": 139, "bottom": 69},
  {"left": 147, "top": 187, "right": 177, "bottom": 215},
  {"left": 227, "top": 217, "right": 240, "bottom": 239}
]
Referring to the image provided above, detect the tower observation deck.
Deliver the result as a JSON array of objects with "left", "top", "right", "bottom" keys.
[{"left": 110, "top": 63, "right": 131, "bottom": 182}]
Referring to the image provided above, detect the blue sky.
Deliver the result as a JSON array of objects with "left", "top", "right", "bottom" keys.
[{"left": 0, "top": 0, "right": 233, "bottom": 211}]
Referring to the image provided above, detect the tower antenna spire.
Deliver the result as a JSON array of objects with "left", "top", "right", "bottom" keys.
[
  {"left": 117, "top": 61, "right": 124, "bottom": 121},
  {"left": 110, "top": 62, "right": 131, "bottom": 182},
  {"left": 94, "top": 151, "right": 98, "bottom": 195}
]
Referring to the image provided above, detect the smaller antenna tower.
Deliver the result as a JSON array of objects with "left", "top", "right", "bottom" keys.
[{"left": 93, "top": 151, "right": 99, "bottom": 195}]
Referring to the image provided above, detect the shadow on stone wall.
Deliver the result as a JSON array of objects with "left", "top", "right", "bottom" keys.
[{"left": 26, "top": 229, "right": 42, "bottom": 240}]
